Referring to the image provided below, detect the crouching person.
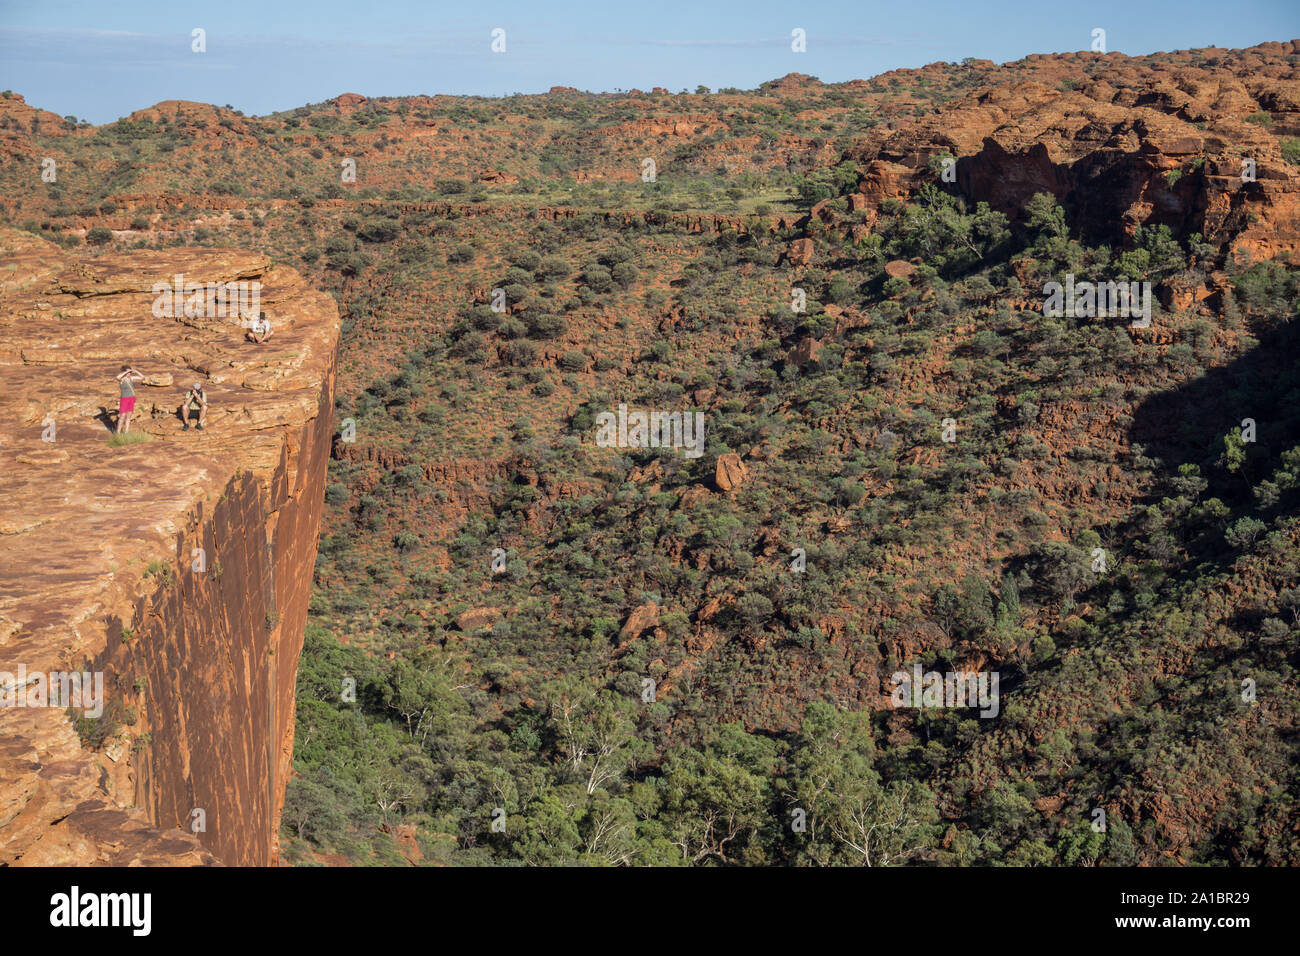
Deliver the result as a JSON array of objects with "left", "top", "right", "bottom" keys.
[
  {"left": 246, "top": 311, "right": 274, "bottom": 344},
  {"left": 182, "top": 381, "right": 208, "bottom": 431}
]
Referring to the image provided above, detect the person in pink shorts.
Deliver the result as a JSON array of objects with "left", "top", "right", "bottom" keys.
[{"left": 115, "top": 364, "right": 144, "bottom": 434}]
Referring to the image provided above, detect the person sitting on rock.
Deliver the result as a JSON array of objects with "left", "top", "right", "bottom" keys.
[
  {"left": 182, "top": 382, "right": 208, "bottom": 431},
  {"left": 246, "top": 311, "right": 274, "bottom": 344},
  {"left": 115, "top": 364, "right": 144, "bottom": 434}
]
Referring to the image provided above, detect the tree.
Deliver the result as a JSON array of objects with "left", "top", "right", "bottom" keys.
[
  {"left": 735, "top": 592, "right": 774, "bottom": 628},
  {"left": 373, "top": 651, "right": 458, "bottom": 747},
  {"left": 826, "top": 780, "right": 940, "bottom": 866},
  {"left": 1028, "top": 541, "right": 1094, "bottom": 606},
  {"left": 659, "top": 724, "right": 775, "bottom": 864},
  {"left": 357, "top": 218, "right": 400, "bottom": 242},
  {"left": 513, "top": 791, "right": 583, "bottom": 865},
  {"left": 1224, "top": 516, "right": 1265, "bottom": 549},
  {"left": 545, "top": 682, "right": 645, "bottom": 795},
  {"left": 934, "top": 574, "right": 995, "bottom": 638},
  {"left": 529, "top": 313, "right": 567, "bottom": 339},
  {"left": 1220, "top": 430, "right": 1247, "bottom": 475},
  {"left": 971, "top": 782, "right": 1038, "bottom": 857},
  {"left": 558, "top": 350, "right": 587, "bottom": 372},
  {"left": 995, "top": 576, "right": 1022, "bottom": 635},
  {"left": 1024, "top": 192, "right": 1067, "bottom": 242},
  {"left": 537, "top": 255, "right": 569, "bottom": 279},
  {"left": 1279, "top": 587, "right": 1300, "bottom": 625},
  {"left": 282, "top": 766, "right": 352, "bottom": 848},
  {"left": 785, "top": 702, "right": 876, "bottom": 863},
  {"left": 579, "top": 792, "right": 638, "bottom": 865}
]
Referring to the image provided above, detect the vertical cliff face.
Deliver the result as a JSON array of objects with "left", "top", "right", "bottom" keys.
[{"left": 0, "top": 228, "right": 339, "bottom": 865}]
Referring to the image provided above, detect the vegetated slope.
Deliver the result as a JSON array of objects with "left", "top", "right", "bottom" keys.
[
  {"left": 2, "top": 40, "right": 1297, "bottom": 866},
  {"left": 296, "top": 188, "right": 1299, "bottom": 866}
]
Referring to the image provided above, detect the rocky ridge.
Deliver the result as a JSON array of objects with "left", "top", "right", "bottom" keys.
[{"left": 844, "top": 42, "right": 1300, "bottom": 260}]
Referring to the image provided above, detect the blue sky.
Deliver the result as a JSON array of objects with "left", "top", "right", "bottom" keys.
[{"left": 1, "top": 0, "right": 1298, "bottom": 123}]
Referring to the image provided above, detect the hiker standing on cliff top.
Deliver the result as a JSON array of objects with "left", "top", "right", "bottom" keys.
[
  {"left": 115, "top": 365, "right": 144, "bottom": 434},
  {"left": 182, "top": 381, "right": 208, "bottom": 431}
]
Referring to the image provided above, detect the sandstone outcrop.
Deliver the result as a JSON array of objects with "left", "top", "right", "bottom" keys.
[
  {"left": 455, "top": 607, "right": 503, "bottom": 631},
  {"left": 0, "top": 92, "right": 73, "bottom": 157},
  {"left": 714, "top": 453, "right": 748, "bottom": 492},
  {"left": 788, "top": 336, "right": 824, "bottom": 368},
  {"left": 125, "top": 100, "right": 252, "bottom": 131},
  {"left": 619, "top": 602, "right": 660, "bottom": 641},
  {"left": 786, "top": 238, "right": 814, "bottom": 267},
  {"left": 0, "top": 227, "right": 339, "bottom": 865},
  {"left": 847, "top": 43, "right": 1300, "bottom": 260},
  {"left": 478, "top": 169, "right": 520, "bottom": 185}
]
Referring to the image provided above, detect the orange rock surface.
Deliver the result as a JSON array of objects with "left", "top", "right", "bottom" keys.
[
  {"left": 714, "top": 453, "right": 748, "bottom": 492},
  {"left": 848, "top": 43, "right": 1300, "bottom": 260},
  {"left": 0, "top": 228, "right": 339, "bottom": 865}
]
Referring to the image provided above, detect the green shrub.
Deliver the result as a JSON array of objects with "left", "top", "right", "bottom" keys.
[
  {"left": 582, "top": 263, "right": 613, "bottom": 293},
  {"left": 513, "top": 249, "right": 541, "bottom": 271},
  {"left": 502, "top": 340, "right": 539, "bottom": 365},
  {"left": 611, "top": 261, "right": 639, "bottom": 288},
  {"left": 559, "top": 350, "right": 587, "bottom": 372},
  {"left": 537, "top": 255, "right": 569, "bottom": 279},
  {"left": 357, "top": 219, "right": 401, "bottom": 242},
  {"left": 529, "top": 314, "right": 568, "bottom": 339},
  {"left": 144, "top": 559, "right": 174, "bottom": 586}
]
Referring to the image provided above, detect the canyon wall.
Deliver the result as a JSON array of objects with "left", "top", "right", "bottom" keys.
[{"left": 0, "top": 228, "right": 339, "bottom": 865}]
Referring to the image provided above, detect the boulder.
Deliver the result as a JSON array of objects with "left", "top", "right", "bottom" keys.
[
  {"left": 810, "top": 199, "right": 835, "bottom": 222},
  {"left": 787, "top": 238, "right": 814, "bottom": 267},
  {"left": 1158, "top": 275, "right": 1212, "bottom": 312},
  {"left": 620, "top": 602, "right": 659, "bottom": 640},
  {"left": 788, "top": 336, "right": 823, "bottom": 368},
  {"left": 715, "top": 453, "right": 748, "bottom": 491},
  {"left": 455, "top": 606, "right": 502, "bottom": 632}
]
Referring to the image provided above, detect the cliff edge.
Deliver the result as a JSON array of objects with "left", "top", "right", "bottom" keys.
[{"left": 0, "top": 228, "right": 340, "bottom": 865}]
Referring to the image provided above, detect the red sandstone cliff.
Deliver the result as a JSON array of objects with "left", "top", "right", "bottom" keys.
[
  {"left": 846, "top": 42, "right": 1300, "bottom": 261},
  {"left": 0, "top": 228, "right": 340, "bottom": 865}
]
